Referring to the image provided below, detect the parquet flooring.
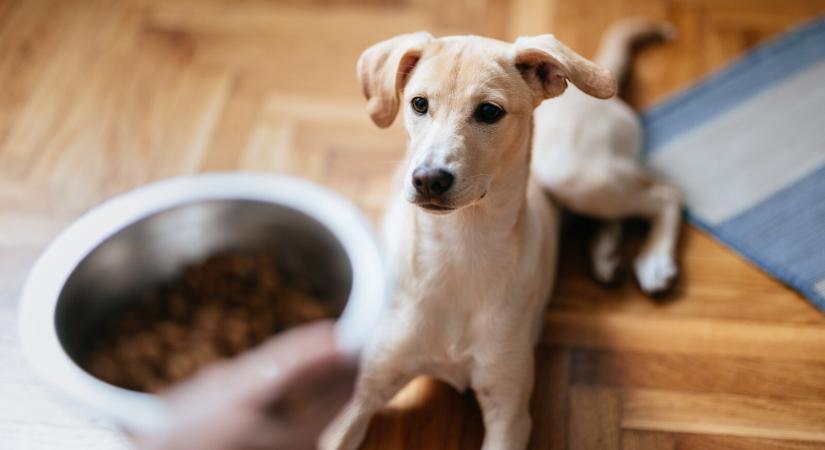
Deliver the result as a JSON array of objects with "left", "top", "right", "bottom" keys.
[{"left": 2, "top": 0, "right": 825, "bottom": 449}]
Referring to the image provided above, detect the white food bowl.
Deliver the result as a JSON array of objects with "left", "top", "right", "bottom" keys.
[{"left": 18, "top": 172, "right": 385, "bottom": 434}]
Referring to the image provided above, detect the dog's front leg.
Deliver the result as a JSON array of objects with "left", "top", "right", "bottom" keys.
[
  {"left": 319, "top": 358, "right": 412, "bottom": 450},
  {"left": 472, "top": 352, "right": 535, "bottom": 450}
]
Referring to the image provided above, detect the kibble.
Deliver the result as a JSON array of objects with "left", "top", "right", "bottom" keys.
[{"left": 83, "top": 252, "right": 336, "bottom": 393}]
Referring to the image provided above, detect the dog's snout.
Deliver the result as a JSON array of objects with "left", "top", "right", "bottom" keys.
[{"left": 412, "top": 166, "right": 454, "bottom": 197}]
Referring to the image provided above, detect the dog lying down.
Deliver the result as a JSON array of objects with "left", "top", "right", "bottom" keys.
[{"left": 322, "top": 19, "right": 682, "bottom": 450}]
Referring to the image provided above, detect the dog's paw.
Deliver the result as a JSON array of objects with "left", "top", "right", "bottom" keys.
[
  {"left": 592, "top": 248, "right": 621, "bottom": 285},
  {"left": 634, "top": 252, "right": 677, "bottom": 295},
  {"left": 591, "top": 221, "right": 622, "bottom": 285}
]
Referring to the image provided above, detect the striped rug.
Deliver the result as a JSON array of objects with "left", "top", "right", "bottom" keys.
[{"left": 642, "top": 16, "right": 825, "bottom": 311}]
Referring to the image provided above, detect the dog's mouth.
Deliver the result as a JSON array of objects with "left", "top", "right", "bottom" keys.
[
  {"left": 408, "top": 180, "right": 490, "bottom": 214},
  {"left": 411, "top": 190, "right": 488, "bottom": 214},
  {"left": 418, "top": 203, "right": 455, "bottom": 213}
]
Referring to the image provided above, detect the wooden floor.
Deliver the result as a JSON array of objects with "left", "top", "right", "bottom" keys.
[{"left": 2, "top": 0, "right": 825, "bottom": 449}]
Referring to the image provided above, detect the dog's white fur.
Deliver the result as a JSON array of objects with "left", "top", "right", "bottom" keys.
[
  {"left": 532, "top": 20, "right": 682, "bottom": 291},
  {"left": 321, "top": 20, "right": 681, "bottom": 450}
]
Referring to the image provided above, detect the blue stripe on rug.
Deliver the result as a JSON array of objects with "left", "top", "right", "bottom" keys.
[
  {"left": 642, "top": 15, "right": 825, "bottom": 311},
  {"left": 711, "top": 163, "right": 825, "bottom": 310}
]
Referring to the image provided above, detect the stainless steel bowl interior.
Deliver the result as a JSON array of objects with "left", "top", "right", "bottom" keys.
[{"left": 55, "top": 199, "right": 353, "bottom": 373}]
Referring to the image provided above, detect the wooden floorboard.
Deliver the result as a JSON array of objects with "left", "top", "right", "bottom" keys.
[{"left": 1, "top": 0, "right": 825, "bottom": 448}]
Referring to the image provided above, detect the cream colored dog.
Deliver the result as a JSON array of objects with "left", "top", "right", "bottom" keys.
[{"left": 322, "top": 20, "right": 680, "bottom": 450}]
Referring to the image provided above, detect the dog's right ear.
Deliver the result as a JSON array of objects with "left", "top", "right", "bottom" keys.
[
  {"left": 357, "top": 32, "right": 433, "bottom": 128},
  {"left": 513, "top": 34, "right": 616, "bottom": 101}
]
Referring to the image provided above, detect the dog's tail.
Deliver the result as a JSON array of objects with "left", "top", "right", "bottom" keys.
[{"left": 593, "top": 18, "right": 676, "bottom": 88}]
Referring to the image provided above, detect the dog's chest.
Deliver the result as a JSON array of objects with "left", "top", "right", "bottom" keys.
[
  {"left": 392, "top": 232, "right": 522, "bottom": 374},
  {"left": 411, "top": 230, "right": 515, "bottom": 308}
]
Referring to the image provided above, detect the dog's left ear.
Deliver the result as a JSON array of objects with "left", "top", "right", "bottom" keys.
[
  {"left": 357, "top": 32, "right": 434, "bottom": 128},
  {"left": 513, "top": 35, "right": 616, "bottom": 101}
]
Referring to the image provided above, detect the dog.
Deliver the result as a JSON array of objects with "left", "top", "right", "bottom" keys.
[{"left": 321, "top": 19, "right": 680, "bottom": 450}]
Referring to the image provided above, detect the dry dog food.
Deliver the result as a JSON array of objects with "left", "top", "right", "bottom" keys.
[{"left": 84, "top": 252, "right": 336, "bottom": 392}]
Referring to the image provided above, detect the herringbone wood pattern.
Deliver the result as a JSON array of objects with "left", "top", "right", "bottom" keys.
[{"left": 2, "top": 0, "right": 825, "bottom": 449}]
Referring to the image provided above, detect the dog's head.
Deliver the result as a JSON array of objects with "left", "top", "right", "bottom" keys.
[{"left": 358, "top": 32, "right": 615, "bottom": 214}]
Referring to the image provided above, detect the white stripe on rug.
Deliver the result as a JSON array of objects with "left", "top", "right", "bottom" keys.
[{"left": 647, "top": 60, "right": 825, "bottom": 225}]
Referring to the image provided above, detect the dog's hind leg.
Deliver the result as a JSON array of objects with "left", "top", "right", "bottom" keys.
[
  {"left": 546, "top": 163, "right": 682, "bottom": 295},
  {"left": 628, "top": 180, "right": 682, "bottom": 295},
  {"left": 591, "top": 220, "right": 622, "bottom": 284}
]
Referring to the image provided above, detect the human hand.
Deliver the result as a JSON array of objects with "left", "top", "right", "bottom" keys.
[{"left": 134, "top": 321, "right": 356, "bottom": 450}]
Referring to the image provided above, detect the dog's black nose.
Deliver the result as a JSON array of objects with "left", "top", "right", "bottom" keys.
[{"left": 412, "top": 166, "right": 454, "bottom": 197}]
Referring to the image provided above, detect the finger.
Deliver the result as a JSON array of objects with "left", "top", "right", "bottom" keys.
[
  {"left": 239, "top": 357, "right": 357, "bottom": 450},
  {"left": 261, "top": 350, "right": 357, "bottom": 418},
  {"left": 230, "top": 320, "right": 356, "bottom": 401},
  {"left": 159, "top": 320, "right": 341, "bottom": 402},
  {"left": 236, "top": 320, "right": 339, "bottom": 375}
]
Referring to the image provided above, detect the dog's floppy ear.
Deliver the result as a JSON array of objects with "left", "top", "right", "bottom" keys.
[
  {"left": 357, "top": 32, "right": 433, "bottom": 128},
  {"left": 513, "top": 34, "right": 616, "bottom": 101}
]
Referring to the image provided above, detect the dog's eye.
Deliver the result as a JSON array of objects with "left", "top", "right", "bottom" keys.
[
  {"left": 474, "top": 103, "right": 506, "bottom": 124},
  {"left": 411, "top": 97, "right": 429, "bottom": 115}
]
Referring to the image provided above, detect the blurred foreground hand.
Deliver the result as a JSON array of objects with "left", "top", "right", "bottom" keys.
[{"left": 135, "top": 321, "right": 357, "bottom": 450}]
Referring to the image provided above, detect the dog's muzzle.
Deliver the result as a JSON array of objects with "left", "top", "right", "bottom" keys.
[{"left": 411, "top": 165, "right": 457, "bottom": 212}]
